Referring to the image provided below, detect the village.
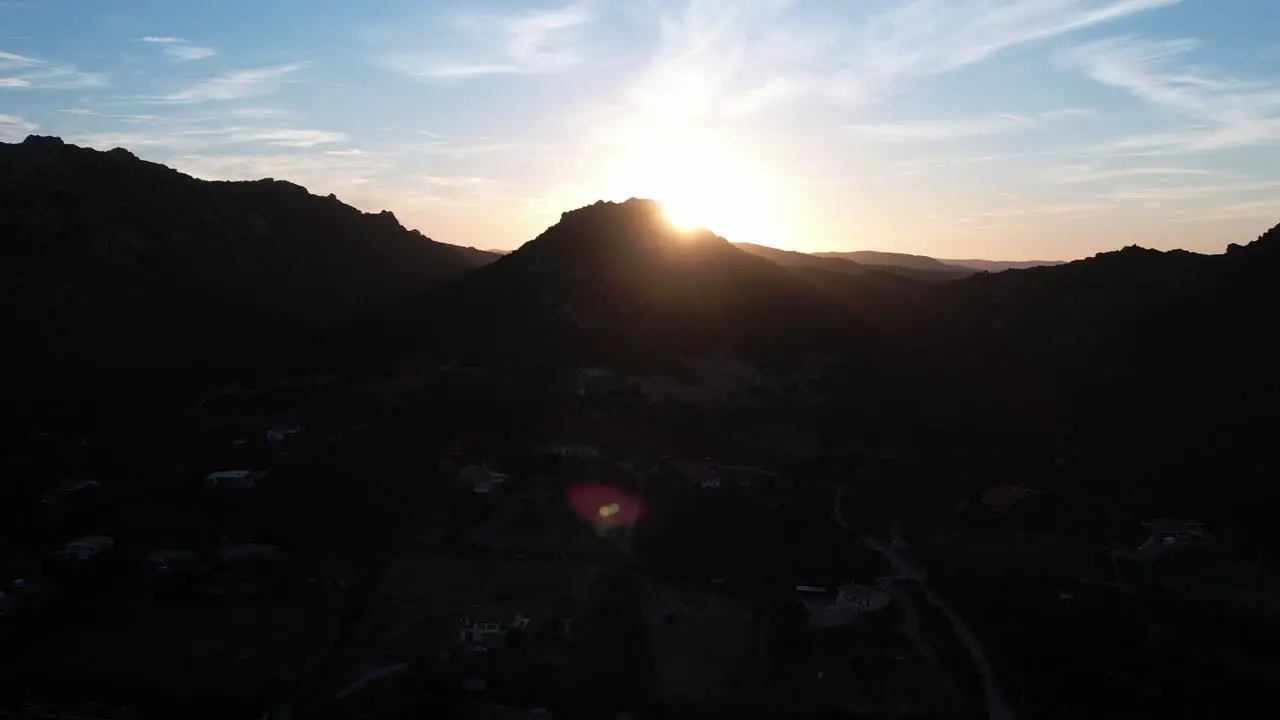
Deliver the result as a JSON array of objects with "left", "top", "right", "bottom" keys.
[{"left": 1, "top": 366, "right": 1275, "bottom": 718}]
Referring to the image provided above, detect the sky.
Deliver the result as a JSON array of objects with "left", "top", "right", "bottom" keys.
[{"left": 3, "top": 0, "right": 1280, "bottom": 260}]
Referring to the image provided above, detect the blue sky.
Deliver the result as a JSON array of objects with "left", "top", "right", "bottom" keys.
[{"left": 3, "top": 0, "right": 1279, "bottom": 259}]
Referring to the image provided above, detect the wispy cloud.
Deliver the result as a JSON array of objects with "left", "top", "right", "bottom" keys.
[
  {"left": 169, "top": 152, "right": 388, "bottom": 193},
  {"left": 1039, "top": 108, "right": 1099, "bottom": 120},
  {"left": 136, "top": 35, "right": 217, "bottom": 61},
  {"left": 853, "top": 114, "right": 1036, "bottom": 142},
  {"left": 850, "top": 108, "right": 1091, "bottom": 142},
  {"left": 967, "top": 201, "right": 1118, "bottom": 221},
  {"left": 822, "top": 0, "right": 1177, "bottom": 108},
  {"left": 893, "top": 154, "right": 1019, "bottom": 174},
  {"left": 146, "top": 62, "right": 307, "bottom": 103},
  {"left": 64, "top": 131, "right": 186, "bottom": 149},
  {"left": 384, "top": 3, "right": 592, "bottom": 80},
  {"left": 65, "top": 119, "right": 348, "bottom": 151},
  {"left": 0, "top": 48, "right": 106, "bottom": 89},
  {"left": 166, "top": 45, "right": 217, "bottom": 61},
  {"left": 1040, "top": 164, "right": 1219, "bottom": 183},
  {"left": 228, "top": 107, "right": 294, "bottom": 120},
  {"left": 1105, "top": 179, "right": 1280, "bottom": 201},
  {"left": 1065, "top": 36, "right": 1280, "bottom": 154},
  {"left": 0, "top": 112, "right": 36, "bottom": 141},
  {"left": 59, "top": 107, "right": 158, "bottom": 122},
  {"left": 623, "top": 0, "right": 1177, "bottom": 126},
  {"left": 222, "top": 127, "right": 348, "bottom": 147},
  {"left": 413, "top": 174, "right": 494, "bottom": 188},
  {"left": 414, "top": 139, "right": 515, "bottom": 157},
  {"left": 1167, "top": 198, "right": 1280, "bottom": 223}
]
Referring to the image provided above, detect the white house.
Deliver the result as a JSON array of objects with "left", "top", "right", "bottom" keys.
[
  {"left": 796, "top": 582, "right": 890, "bottom": 628},
  {"left": 62, "top": 535, "right": 115, "bottom": 561},
  {"left": 1125, "top": 519, "right": 1216, "bottom": 559},
  {"left": 458, "top": 607, "right": 530, "bottom": 648},
  {"left": 57, "top": 476, "right": 102, "bottom": 495},
  {"left": 836, "top": 583, "right": 892, "bottom": 612},
  {"left": 205, "top": 470, "right": 264, "bottom": 491},
  {"left": 216, "top": 543, "right": 284, "bottom": 563},
  {"left": 266, "top": 423, "right": 305, "bottom": 444},
  {"left": 146, "top": 549, "right": 198, "bottom": 575},
  {"left": 544, "top": 443, "right": 599, "bottom": 459},
  {"left": 677, "top": 460, "right": 722, "bottom": 489},
  {"left": 459, "top": 464, "right": 507, "bottom": 494}
]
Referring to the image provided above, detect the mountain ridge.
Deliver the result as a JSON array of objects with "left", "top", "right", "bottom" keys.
[
  {"left": 6, "top": 136, "right": 1278, "bottom": 444},
  {"left": 2, "top": 135, "right": 500, "bottom": 426}
]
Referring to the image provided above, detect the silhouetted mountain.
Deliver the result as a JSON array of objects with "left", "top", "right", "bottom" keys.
[
  {"left": 813, "top": 249, "right": 1064, "bottom": 277},
  {"left": 733, "top": 242, "right": 870, "bottom": 274},
  {"left": 941, "top": 258, "right": 1065, "bottom": 272},
  {"left": 817, "top": 248, "right": 963, "bottom": 271},
  {"left": 422, "top": 200, "right": 892, "bottom": 372},
  {"left": 815, "top": 248, "right": 951, "bottom": 270},
  {"left": 7, "top": 136, "right": 1278, "bottom": 482},
  {"left": 1, "top": 136, "right": 498, "bottom": 424},
  {"left": 731, "top": 241, "right": 939, "bottom": 318},
  {"left": 736, "top": 242, "right": 970, "bottom": 283},
  {"left": 906, "top": 228, "right": 1280, "bottom": 521}
]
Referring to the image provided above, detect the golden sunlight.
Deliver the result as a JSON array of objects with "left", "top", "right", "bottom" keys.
[{"left": 600, "top": 124, "right": 785, "bottom": 245}]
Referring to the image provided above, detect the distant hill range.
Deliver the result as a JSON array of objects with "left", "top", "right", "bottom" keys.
[
  {"left": 738, "top": 243, "right": 972, "bottom": 282},
  {"left": 811, "top": 249, "right": 1064, "bottom": 277},
  {"left": 5, "top": 136, "right": 1278, "bottom": 484},
  {"left": 486, "top": 243, "right": 1062, "bottom": 281}
]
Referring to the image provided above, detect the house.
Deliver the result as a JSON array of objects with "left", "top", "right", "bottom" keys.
[
  {"left": 57, "top": 475, "right": 102, "bottom": 495},
  {"left": 145, "top": 549, "right": 198, "bottom": 575},
  {"left": 980, "top": 484, "right": 1037, "bottom": 516},
  {"left": 61, "top": 535, "right": 114, "bottom": 561},
  {"left": 676, "top": 460, "right": 721, "bottom": 489},
  {"left": 836, "top": 582, "right": 892, "bottom": 611},
  {"left": 543, "top": 443, "right": 599, "bottom": 459},
  {"left": 796, "top": 581, "right": 890, "bottom": 628},
  {"left": 205, "top": 469, "right": 265, "bottom": 491},
  {"left": 575, "top": 367, "right": 616, "bottom": 396},
  {"left": 205, "top": 544, "right": 285, "bottom": 597},
  {"left": 458, "top": 607, "right": 530, "bottom": 649},
  {"left": 266, "top": 423, "right": 305, "bottom": 444},
  {"left": 485, "top": 706, "right": 552, "bottom": 719},
  {"left": 458, "top": 463, "right": 507, "bottom": 494},
  {"left": 1125, "top": 519, "right": 1216, "bottom": 559},
  {"left": 216, "top": 543, "right": 284, "bottom": 564},
  {"left": 717, "top": 464, "right": 778, "bottom": 489}
]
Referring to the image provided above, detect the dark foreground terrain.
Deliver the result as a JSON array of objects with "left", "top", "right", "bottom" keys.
[{"left": 3, "top": 137, "right": 1279, "bottom": 718}]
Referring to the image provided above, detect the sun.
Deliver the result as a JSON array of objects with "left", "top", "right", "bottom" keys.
[
  {"left": 600, "top": 125, "right": 784, "bottom": 244},
  {"left": 661, "top": 198, "right": 701, "bottom": 230}
]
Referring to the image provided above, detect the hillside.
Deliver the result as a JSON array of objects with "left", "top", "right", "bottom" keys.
[
  {"left": 814, "top": 248, "right": 972, "bottom": 279},
  {"left": 6, "top": 135, "right": 1277, "bottom": 454},
  {"left": 1, "top": 136, "right": 499, "bottom": 424},
  {"left": 422, "top": 199, "right": 891, "bottom": 372},
  {"left": 814, "top": 249, "right": 1063, "bottom": 277},
  {"left": 902, "top": 228, "right": 1280, "bottom": 507}
]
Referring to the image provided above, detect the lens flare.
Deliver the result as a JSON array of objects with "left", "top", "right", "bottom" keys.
[{"left": 568, "top": 483, "right": 642, "bottom": 528}]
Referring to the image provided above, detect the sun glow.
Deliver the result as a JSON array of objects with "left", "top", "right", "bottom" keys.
[{"left": 600, "top": 124, "right": 785, "bottom": 244}]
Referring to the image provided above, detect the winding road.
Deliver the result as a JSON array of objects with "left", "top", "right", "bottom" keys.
[
  {"left": 864, "top": 529, "right": 1014, "bottom": 720},
  {"left": 832, "top": 488, "right": 1012, "bottom": 720}
]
